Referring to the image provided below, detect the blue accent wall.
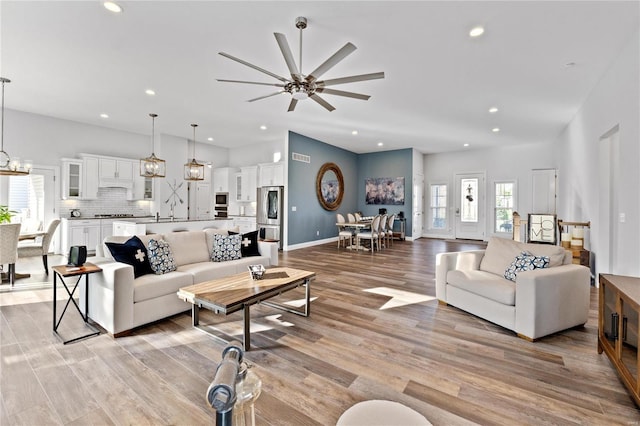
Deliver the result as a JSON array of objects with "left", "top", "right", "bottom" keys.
[
  {"left": 287, "top": 132, "right": 413, "bottom": 245},
  {"left": 288, "top": 132, "right": 358, "bottom": 245},
  {"left": 357, "top": 149, "right": 413, "bottom": 237}
]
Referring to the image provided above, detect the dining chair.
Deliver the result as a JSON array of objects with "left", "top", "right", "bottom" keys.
[
  {"left": 17, "top": 219, "right": 60, "bottom": 275},
  {"left": 356, "top": 215, "right": 380, "bottom": 253},
  {"left": 378, "top": 214, "right": 388, "bottom": 249},
  {"left": 354, "top": 212, "right": 362, "bottom": 222},
  {"left": 386, "top": 214, "right": 396, "bottom": 247},
  {"left": 336, "top": 213, "right": 354, "bottom": 248},
  {"left": 0, "top": 223, "right": 22, "bottom": 286},
  {"left": 347, "top": 213, "right": 356, "bottom": 223}
]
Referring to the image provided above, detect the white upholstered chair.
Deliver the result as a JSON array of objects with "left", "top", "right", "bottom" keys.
[
  {"left": 17, "top": 219, "right": 60, "bottom": 275},
  {"left": 347, "top": 213, "right": 356, "bottom": 223},
  {"left": 356, "top": 215, "right": 381, "bottom": 253},
  {"left": 336, "top": 213, "right": 354, "bottom": 248},
  {"left": 386, "top": 214, "right": 396, "bottom": 247},
  {"left": 378, "top": 214, "right": 388, "bottom": 249},
  {"left": 0, "top": 223, "right": 22, "bottom": 286}
]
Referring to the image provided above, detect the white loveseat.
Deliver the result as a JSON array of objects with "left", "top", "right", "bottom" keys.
[
  {"left": 435, "top": 237, "right": 590, "bottom": 341},
  {"left": 82, "top": 229, "right": 279, "bottom": 336}
]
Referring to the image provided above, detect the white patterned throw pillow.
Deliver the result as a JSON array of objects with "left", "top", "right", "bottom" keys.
[
  {"left": 147, "top": 239, "right": 177, "bottom": 274},
  {"left": 504, "top": 251, "right": 550, "bottom": 282},
  {"left": 211, "top": 234, "right": 242, "bottom": 262}
]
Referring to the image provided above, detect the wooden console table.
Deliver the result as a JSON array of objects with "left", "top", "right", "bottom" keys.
[{"left": 598, "top": 274, "right": 640, "bottom": 406}]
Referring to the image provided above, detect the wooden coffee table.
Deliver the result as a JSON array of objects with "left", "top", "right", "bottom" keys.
[{"left": 177, "top": 267, "right": 315, "bottom": 350}]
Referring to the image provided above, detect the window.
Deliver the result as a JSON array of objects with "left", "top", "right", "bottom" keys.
[
  {"left": 461, "top": 178, "right": 478, "bottom": 222},
  {"left": 430, "top": 184, "right": 447, "bottom": 229},
  {"left": 495, "top": 181, "right": 515, "bottom": 234},
  {"left": 8, "top": 175, "right": 45, "bottom": 232}
]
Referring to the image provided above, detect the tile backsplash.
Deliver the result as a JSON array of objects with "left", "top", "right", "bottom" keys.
[{"left": 59, "top": 187, "right": 152, "bottom": 218}]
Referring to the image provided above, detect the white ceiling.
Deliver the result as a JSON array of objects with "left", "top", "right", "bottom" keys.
[{"left": 2, "top": 1, "right": 638, "bottom": 154}]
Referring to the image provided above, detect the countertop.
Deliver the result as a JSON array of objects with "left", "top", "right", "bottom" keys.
[{"left": 64, "top": 216, "right": 153, "bottom": 221}]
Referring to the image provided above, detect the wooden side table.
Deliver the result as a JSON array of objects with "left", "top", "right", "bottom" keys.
[{"left": 52, "top": 263, "right": 102, "bottom": 344}]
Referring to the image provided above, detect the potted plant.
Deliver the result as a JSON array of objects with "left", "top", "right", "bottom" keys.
[{"left": 0, "top": 205, "right": 15, "bottom": 224}]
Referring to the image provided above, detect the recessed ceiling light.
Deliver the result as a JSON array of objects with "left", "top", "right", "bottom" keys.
[
  {"left": 492, "top": 127, "right": 500, "bottom": 133},
  {"left": 145, "top": 89, "right": 155, "bottom": 96},
  {"left": 464, "top": 143, "right": 469, "bottom": 147},
  {"left": 260, "top": 125, "right": 267, "bottom": 130},
  {"left": 377, "top": 142, "right": 384, "bottom": 147},
  {"left": 565, "top": 62, "right": 576, "bottom": 68},
  {"left": 488, "top": 107, "right": 498, "bottom": 113},
  {"left": 103, "top": 2, "right": 123, "bottom": 13},
  {"left": 100, "top": 113, "right": 109, "bottom": 119},
  {"left": 351, "top": 130, "right": 358, "bottom": 135},
  {"left": 469, "top": 26, "right": 485, "bottom": 38},
  {"left": 207, "top": 137, "right": 214, "bottom": 141}
]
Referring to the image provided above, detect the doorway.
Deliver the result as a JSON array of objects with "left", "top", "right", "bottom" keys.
[
  {"left": 598, "top": 126, "right": 620, "bottom": 274},
  {"left": 454, "top": 172, "right": 485, "bottom": 240},
  {"left": 6, "top": 166, "right": 59, "bottom": 252},
  {"left": 412, "top": 173, "right": 424, "bottom": 239}
]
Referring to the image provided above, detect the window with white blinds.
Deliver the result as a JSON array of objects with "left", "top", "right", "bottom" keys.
[{"left": 8, "top": 175, "right": 45, "bottom": 231}]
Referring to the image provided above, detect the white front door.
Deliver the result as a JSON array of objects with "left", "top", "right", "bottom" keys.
[{"left": 454, "top": 172, "right": 485, "bottom": 240}]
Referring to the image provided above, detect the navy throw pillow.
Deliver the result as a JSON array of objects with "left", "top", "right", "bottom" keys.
[
  {"left": 229, "top": 230, "right": 261, "bottom": 257},
  {"left": 105, "top": 236, "right": 153, "bottom": 278}
]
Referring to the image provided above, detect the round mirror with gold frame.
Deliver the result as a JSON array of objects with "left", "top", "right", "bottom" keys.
[{"left": 316, "top": 162, "right": 344, "bottom": 211}]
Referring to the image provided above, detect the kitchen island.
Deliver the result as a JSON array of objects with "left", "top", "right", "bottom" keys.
[{"left": 112, "top": 218, "right": 234, "bottom": 236}]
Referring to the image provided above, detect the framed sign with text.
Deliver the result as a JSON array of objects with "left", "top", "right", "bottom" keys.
[{"left": 528, "top": 213, "right": 557, "bottom": 244}]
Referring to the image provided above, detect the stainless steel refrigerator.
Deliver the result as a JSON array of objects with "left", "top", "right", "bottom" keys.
[{"left": 257, "top": 186, "right": 284, "bottom": 249}]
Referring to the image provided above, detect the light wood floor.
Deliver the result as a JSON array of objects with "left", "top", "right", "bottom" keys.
[{"left": 1, "top": 239, "right": 639, "bottom": 425}]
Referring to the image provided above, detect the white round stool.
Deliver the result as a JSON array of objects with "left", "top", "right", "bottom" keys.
[{"left": 336, "top": 400, "right": 432, "bottom": 426}]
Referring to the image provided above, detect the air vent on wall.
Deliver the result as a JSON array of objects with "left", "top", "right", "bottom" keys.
[{"left": 291, "top": 152, "right": 311, "bottom": 163}]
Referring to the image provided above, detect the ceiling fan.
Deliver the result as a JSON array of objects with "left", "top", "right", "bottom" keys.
[{"left": 217, "top": 17, "right": 384, "bottom": 112}]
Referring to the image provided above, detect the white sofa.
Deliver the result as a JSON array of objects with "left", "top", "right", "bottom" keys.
[
  {"left": 435, "top": 237, "right": 590, "bottom": 341},
  {"left": 82, "top": 229, "right": 279, "bottom": 336}
]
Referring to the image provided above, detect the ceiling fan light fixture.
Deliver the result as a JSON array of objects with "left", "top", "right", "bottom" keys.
[{"left": 292, "top": 89, "right": 308, "bottom": 100}]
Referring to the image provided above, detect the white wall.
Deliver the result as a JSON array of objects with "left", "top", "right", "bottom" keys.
[
  {"left": 423, "top": 142, "right": 557, "bottom": 239},
  {"left": 227, "top": 132, "right": 287, "bottom": 167},
  {"left": 556, "top": 30, "right": 640, "bottom": 276},
  {"left": 424, "top": 29, "right": 639, "bottom": 277}
]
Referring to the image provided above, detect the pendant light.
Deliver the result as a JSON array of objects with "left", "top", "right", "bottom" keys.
[
  {"left": 184, "top": 123, "right": 204, "bottom": 181},
  {"left": 139, "top": 113, "right": 166, "bottom": 177},
  {"left": 0, "top": 77, "right": 31, "bottom": 176}
]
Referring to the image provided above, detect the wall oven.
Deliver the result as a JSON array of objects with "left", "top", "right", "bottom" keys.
[{"left": 214, "top": 192, "right": 229, "bottom": 217}]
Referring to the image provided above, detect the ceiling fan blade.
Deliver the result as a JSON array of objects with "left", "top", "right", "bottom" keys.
[
  {"left": 217, "top": 79, "right": 285, "bottom": 87},
  {"left": 315, "top": 88, "right": 371, "bottom": 100},
  {"left": 247, "top": 91, "right": 285, "bottom": 102},
  {"left": 219, "top": 52, "right": 289, "bottom": 83},
  {"left": 316, "top": 72, "right": 385, "bottom": 87},
  {"left": 306, "top": 42, "right": 357, "bottom": 83},
  {"left": 309, "top": 93, "right": 335, "bottom": 112},
  {"left": 274, "top": 33, "right": 301, "bottom": 81},
  {"left": 288, "top": 98, "right": 298, "bottom": 112}
]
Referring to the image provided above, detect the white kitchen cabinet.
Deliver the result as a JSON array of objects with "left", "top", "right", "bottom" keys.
[
  {"left": 258, "top": 162, "right": 284, "bottom": 187},
  {"left": 213, "top": 167, "right": 237, "bottom": 193},
  {"left": 99, "top": 157, "right": 134, "bottom": 186},
  {"left": 131, "top": 175, "right": 153, "bottom": 200},
  {"left": 236, "top": 166, "right": 257, "bottom": 202},
  {"left": 61, "top": 159, "right": 84, "bottom": 199},
  {"left": 61, "top": 219, "right": 100, "bottom": 255},
  {"left": 113, "top": 221, "right": 146, "bottom": 237},
  {"left": 101, "top": 219, "right": 115, "bottom": 241},
  {"left": 83, "top": 156, "right": 99, "bottom": 199},
  {"left": 233, "top": 217, "right": 257, "bottom": 234}
]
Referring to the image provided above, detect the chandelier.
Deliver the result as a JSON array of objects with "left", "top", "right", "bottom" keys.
[
  {"left": 0, "top": 77, "right": 31, "bottom": 176},
  {"left": 139, "top": 113, "right": 166, "bottom": 178},
  {"left": 184, "top": 124, "right": 204, "bottom": 181}
]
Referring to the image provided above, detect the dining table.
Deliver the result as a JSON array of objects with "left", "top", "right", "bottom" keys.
[{"left": 336, "top": 219, "right": 373, "bottom": 251}]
